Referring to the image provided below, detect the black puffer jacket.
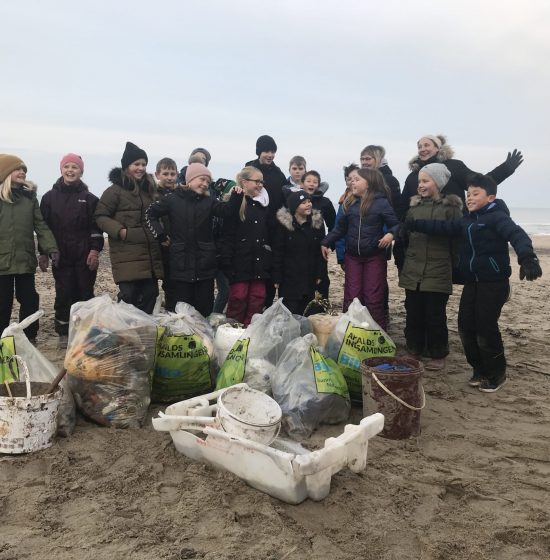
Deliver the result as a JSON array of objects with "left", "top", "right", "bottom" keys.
[
  {"left": 412, "top": 199, "right": 534, "bottom": 283},
  {"left": 40, "top": 179, "right": 103, "bottom": 266},
  {"left": 272, "top": 208, "right": 326, "bottom": 299},
  {"left": 322, "top": 193, "right": 399, "bottom": 257},
  {"left": 220, "top": 196, "right": 271, "bottom": 283},
  {"left": 379, "top": 164, "right": 401, "bottom": 210},
  {"left": 146, "top": 187, "right": 242, "bottom": 282},
  {"left": 399, "top": 144, "right": 515, "bottom": 219},
  {"left": 245, "top": 159, "right": 287, "bottom": 219}
]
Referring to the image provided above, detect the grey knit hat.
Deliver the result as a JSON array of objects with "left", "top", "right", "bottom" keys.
[{"left": 421, "top": 163, "right": 451, "bottom": 190}]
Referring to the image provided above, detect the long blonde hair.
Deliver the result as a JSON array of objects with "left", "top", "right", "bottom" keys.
[
  {"left": 0, "top": 175, "right": 32, "bottom": 203},
  {"left": 235, "top": 166, "right": 262, "bottom": 222},
  {"left": 343, "top": 168, "right": 391, "bottom": 217}
]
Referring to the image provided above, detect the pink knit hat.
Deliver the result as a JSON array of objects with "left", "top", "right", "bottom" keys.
[
  {"left": 185, "top": 162, "right": 212, "bottom": 184},
  {"left": 60, "top": 153, "right": 84, "bottom": 173}
]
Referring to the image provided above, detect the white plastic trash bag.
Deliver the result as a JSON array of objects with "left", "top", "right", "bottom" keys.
[
  {"left": 216, "top": 299, "right": 301, "bottom": 393},
  {"left": 272, "top": 333, "right": 350, "bottom": 439},
  {"left": 325, "top": 298, "right": 396, "bottom": 402},
  {"left": 1, "top": 311, "right": 75, "bottom": 437}
]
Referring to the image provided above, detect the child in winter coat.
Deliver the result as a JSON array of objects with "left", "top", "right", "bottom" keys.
[
  {"left": 95, "top": 142, "right": 164, "bottom": 314},
  {"left": 322, "top": 168, "right": 398, "bottom": 329},
  {"left": 146, "top": 163, "right": 243, "bottom": 318},
  {"left": 334, "top": 164, "right": 359, "bottom": 269},
  {"left": 409, "top": 173, "right": 542, "bottom": 392},
  {"left": 0, "top": 154, "right": 58, "bottom": 341},
  {"left": 220, "top": 166, "right": 271, "bottom": 326},
  {"left": 272, "top": 191, "right": 326, "bottom": 316},
  {"left": 40, "top": 154, "right": 104, "bottom": 343},
  {"left": 399, "top": 163, "right": 463, "bottom": 371}
]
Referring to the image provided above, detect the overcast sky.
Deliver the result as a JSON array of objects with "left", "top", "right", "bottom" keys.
[{"left": 2, "top": 0, "right": 549, "bottom": 208}]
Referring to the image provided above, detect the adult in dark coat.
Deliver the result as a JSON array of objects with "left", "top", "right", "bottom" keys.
[
  {"left": 40, "top": 154, "right": 104, "bottom": 338},
  {"left": 245, "top": 134, "right": 287, "bottom": 308},
  {"left": 398, "top": 134, "right": 523, "bottom": 219},
  {"left": 95, "top": 142, "right": 164, "bottom": 314},
  {"left": 272, "top": 192, "right": 326, "bottom": 316}
]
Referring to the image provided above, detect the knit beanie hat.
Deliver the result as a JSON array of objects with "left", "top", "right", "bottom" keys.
[
  {"left": 0, "top": 154, "right": 26, "bottom": 184},
  {"left": 287, "top": 191, "right": 311, "bottom": 215},
  {"left": 60, "top": 153, "right": 84, "bottom": 173},
  {"left": 421, "top": 163, "right": 451, "bottom": 190},
  {"left": 256, "top": 135, "right": 277, "bottom": 156},
  {"left": 189, "top": 147, "right": 211, "bottom": 166},
  {"left": 121, "top": 142, "right": 148, "bottom": 169},
  {"left": 418, "top": 135, "right": 443, "bottom": 150},
  {"left": 185, "top": 162, "right": 212, "bottom": 184}
]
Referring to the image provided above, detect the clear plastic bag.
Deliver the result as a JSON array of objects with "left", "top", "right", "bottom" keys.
[
  {"left": 325, "top": 298, "right": 396, "bottom": 402},
  {"left": 272, "top": 333, "right": 350, "bottom": 439},
  {"left": 153, "top": 302, "right": 217, "bottom": 402},
  {"left": 216, "top": 299, "right": 301, "bottom": 393},
  {"left": 1, "top": 311, "right": 76, "bottom": 437},
  {"left": 64, "top": 295, "right": 157, "bottom": 428}
]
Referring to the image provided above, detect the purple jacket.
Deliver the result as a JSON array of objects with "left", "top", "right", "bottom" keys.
[{"left": 40, "top": 179, "right": 104, "bottom": 266}]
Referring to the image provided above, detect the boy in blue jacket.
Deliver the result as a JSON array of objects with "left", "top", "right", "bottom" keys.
[{"left": 410, "top": 173, "right": 542, "bottom": 392}]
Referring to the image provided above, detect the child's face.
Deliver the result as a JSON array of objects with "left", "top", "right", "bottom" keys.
[
  {"left": 10, "top": 166, "right": 27, "bottom": 185},
  {"left": 417, "top": 171, "right": 440, "bottom": 198},
  {"left": 295, "top": 199, "right": 312, "bottom": 218},
  {"left": 349, "top": 170, "right": 368, "bottom": 197},
  {"left": 188, "top": 175, "right": 211, "bottom": 195},
  {"left": 466, "top": 186, "right": 496, "bottom": 213},
  {"left": 417, "top": 139, "right": 439, "bottom": 161},
  {"left": 360, "top": 154, "right": 376, "bottom": 169},
  {"left": 302, "top": 175, "right": 319, "bottom": 195},
  {"left": 242, "top": 173, "right": 264, "bottom": 198},
  {"left": 259, "top": 151, "right": 275, "bottom": 165},
  {"left": 156, "top": 167, "right": 178, "bottom": 189},
  {"left": 127, "top": 159, "right": 147, "bottom": 181},
  {"left": 289, "top": 164, "right": 305, "bottom": 183},
  {"left": 61, "top": 162, "right": 83, "bottom": 185}
]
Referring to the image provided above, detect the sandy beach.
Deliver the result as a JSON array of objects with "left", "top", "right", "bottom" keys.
[{"left": 1, "top": 237, "right": 549, "bottom": 560}]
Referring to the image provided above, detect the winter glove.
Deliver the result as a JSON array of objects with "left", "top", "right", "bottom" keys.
[
  {"left": 505, "top": 149, "right": 523, "bottom": 173},
  {"left": 38, "top": 254, "right": 49, "bottom": 272},
  {"left": 50, "top": 252, "right": 60, "bottom": 268},
  {"left": 519, "top": 255, "right": 542, "bottom": 281},
  {"left": 86, "top": 249, "right": 100, "bottom": 271}
]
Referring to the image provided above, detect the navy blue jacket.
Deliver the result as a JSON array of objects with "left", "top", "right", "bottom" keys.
[
  {"left": 412, "top": 199, "right": 535, "bottom": 283},
  {"left": 322, "top": 193, "right": 399, "bottom": 257}
]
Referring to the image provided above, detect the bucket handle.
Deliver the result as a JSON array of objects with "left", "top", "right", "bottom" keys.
[
  {"left": 8, "top": 355, "right": 32, "bottom": 398},
  {"left": 370, "top": 370, "right": 426, "bottom": 411}
]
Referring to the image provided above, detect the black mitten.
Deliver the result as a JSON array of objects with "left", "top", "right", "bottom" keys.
[
  {"left": 505, "top": 149, "right": 524, "bottom": 173},
  {"left": 519, "top": 255, "right": 542, "bottom": 281}
]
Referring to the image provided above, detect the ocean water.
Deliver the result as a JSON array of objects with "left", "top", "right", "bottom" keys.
[{"left": 509, "top": 208, "right": 550, "bottom": 235}]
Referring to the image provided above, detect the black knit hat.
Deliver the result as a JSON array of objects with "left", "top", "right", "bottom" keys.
[
  {"left": 121, "top": 141, "right": 148, "bottom": 169},
  {"left": 256, "top": 135, "right": 277, "bottom": 156},
  {"left": 287, "top": 191, "right": 311, "bottom": 215}
]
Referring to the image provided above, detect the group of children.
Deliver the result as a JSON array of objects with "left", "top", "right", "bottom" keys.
[{"left": 0, "top": 133, "right": 543, "bottom": 394}]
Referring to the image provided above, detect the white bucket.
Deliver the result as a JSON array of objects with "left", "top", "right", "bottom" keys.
[
  {"left": 0, "top": 356, "right": 63, "bottom": 454},
  {"left": 217, "top": 385, "right": 281, "bottom": 445}
]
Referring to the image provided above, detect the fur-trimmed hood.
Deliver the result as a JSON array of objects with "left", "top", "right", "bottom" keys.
[
  {"left": 10, "top": 180, "right": 38, "bottom": 199},
  {"left": 409, "top": 193, "right": 463, "bottom": 210},
  {"left": 108, "top": 167, "right": 156, "bottom": 193},
  {"left": 408, "top": 136, "right": 455, "bottom": 171},
  {"left": 276, "top": 206, "right": 324, "bottom": 231}
]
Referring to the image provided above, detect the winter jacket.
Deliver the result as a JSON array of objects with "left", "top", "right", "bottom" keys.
[
  {"left": 399, "top": 195, "right": 464, "bottom": 294},
  {"left": 220, "top": 195, "right": 271, "bottom": 283},
  {"left": 0, "top": 183, "right": 57, "bottom": 275},
  {"left": 272, "top": 208, "right": 326, "bottom": 300},
  {"left": 398, "top": 144, "right": 515, "bottom": 219},
  {"left": 245, "top": 159, "right": 287, "bottom": 220},
  {"left": 322, "top": 193, "right": 399, "bottom": 257},
  {"left": 379, "top": 164, "right": 401, "bottom": 210},
  {"left": 146, "top": 187, "right": 243, "bottom": 283},
  {"left": 40, "top": 178, "right": 103, "bottom": 267},
  {"left": 94, "top": 168, "right": 164, "bottom": 284},
  {"left": 411, "top": 199, "right": 534, "bottom": 283}
]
